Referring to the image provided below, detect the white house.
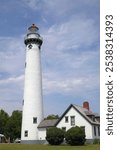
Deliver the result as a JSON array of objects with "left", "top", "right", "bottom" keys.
[{"left": 37, "top": 101, "right": 100, "bottom": 144}]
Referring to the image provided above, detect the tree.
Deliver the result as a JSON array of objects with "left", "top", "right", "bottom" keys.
[
  {"left": 65, "top": 126, "right": 86, "bottom": 146},
  {"left": 46, "top": 127, "right": 65, "bottom": 145},
  {"left": 0, "top": 109, "right": 9, "bottom": 134},
  {"left": 5, "top": 110, "right": 22, "bottom": 142},
  {"left": 45, "top": 114, "right": 59, "bottom": 120}
]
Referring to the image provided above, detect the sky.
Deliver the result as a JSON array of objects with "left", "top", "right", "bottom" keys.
[{"left": 0, "top": 0, "right": 100, "bottom": 116}]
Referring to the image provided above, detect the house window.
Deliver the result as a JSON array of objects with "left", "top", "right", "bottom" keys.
[
  {"left": 94, "top": 126, "right": 96, "bottom": 136},
  {"left": 71, "top": 116, "right": 75, "bottom": 126},
  {"left": 62, "top": 127, "right": 66, "bottom": 131},
  {"left": 65, "top": 116, "right": 68, "bottom": 123},
  {"left": 98, "top": 126, "right": 100, "bottom": 136},
  {"left": 24, "top": 130, "right": 28, "bottom": 137},
  {"left": 33, "top": 117, "right": 37, "bottom": 124}
]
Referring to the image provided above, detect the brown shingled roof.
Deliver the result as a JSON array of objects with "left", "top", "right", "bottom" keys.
[
  {"left": 38, "top": 119, "right": 59, "bottom": 128},
  {"left": 73, "top": 104, "right": 100, "bottom": 125}
]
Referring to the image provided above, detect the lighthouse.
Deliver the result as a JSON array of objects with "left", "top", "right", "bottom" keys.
[{"left": 21, "top": 24, "right": 44, "bottom": 144}]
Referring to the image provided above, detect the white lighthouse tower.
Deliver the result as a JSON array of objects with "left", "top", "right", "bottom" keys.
[{"left": 21, "top": 24, "right": 44, "bottom": 144}]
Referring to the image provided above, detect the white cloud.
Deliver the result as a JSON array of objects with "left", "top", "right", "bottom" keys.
[
  {"left": 21, "top": 0, "right": 99, "bottom": 23},
  {"left": 0, "top": 36, "right": 25, "bottom": 75},
  {"left": 0, "top": 36, "right": 25, "bottom": 114},
  {"left": 0, "top": 75, "right": 24, "bottom": 85},
  {"left": 40, "top": 15, "right": 99, "bottom": 98},
  {"left": 42, "top": 16, "right": 98, "bottom": 53},
  {"left": 43, "top": 75, "right": 99, "bottom": 95},
  {"left": 42, "top": 17, "right": 99, "bottom": 67},
  {"left": 21, "top": 0, "right": 42, "bottom": 10}
]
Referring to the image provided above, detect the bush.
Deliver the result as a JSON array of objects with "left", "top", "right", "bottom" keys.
[
  {"left": 46, "top": 127, "right": 65, "bottom": 145},
  {"left": 65, "top": 126, "right": 86, "bottom": 146}
]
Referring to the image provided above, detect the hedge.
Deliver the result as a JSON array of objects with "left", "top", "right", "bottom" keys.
[
  {"left": 65, "top": 126, "right": 86, "bottom": 146},
  {"left": 46, "top": 127, "right": 65, "bottom": 145}
]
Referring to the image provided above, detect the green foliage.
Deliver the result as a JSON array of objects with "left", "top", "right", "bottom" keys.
[
  {"left": 5, "top": 110, "right": 22, "bottom": 142},
  {"left": 0, "top": 109, "right": 9, "bottom": 134},
  {"left": 65, "top": 126, "right": 86, "bottom": 146},
  {"left": 46, "top": 127, "right": 65, "bottom": 145},
  {"left": 0, "top": 110, "right": 22, "bottom": 142},
  {"left": 45, "top": 114, "right": 59, "bottom": 120}
]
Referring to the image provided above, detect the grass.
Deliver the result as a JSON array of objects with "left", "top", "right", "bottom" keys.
[{"left": 0, "top": 144, "right": 100, "bottom": 150}]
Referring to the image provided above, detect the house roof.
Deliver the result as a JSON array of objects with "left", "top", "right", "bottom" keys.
[
  {"left": 94, "top": 113, "right": 100, "bottom": 117},
  {"left": 38, "top": 119, "right": 59, "bottom": 128},
  {"left": 55, "top": 104, "right": 100, "bottom": 126},
  {"left": 38, "top": 103, "right": 100, "bottom": 128},
  {"left": 73, "top": 104, "right": 99, "bottom": 125}
]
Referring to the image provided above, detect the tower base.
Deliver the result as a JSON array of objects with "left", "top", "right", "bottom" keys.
[{"left": 21, "top": 140, "right": 47, "bottom": 144}]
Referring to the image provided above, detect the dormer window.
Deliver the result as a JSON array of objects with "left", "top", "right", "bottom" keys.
[{"left": 87, "top": 115, "right": 95, "bottom": 122}]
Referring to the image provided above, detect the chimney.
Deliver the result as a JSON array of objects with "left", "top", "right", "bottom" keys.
[{"left": 83, "top": 101, "right": 89, "bottom": 110}]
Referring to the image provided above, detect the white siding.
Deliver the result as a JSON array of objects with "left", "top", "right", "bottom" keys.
[
  {"left": 38, "top": 128, "right": 46, "bottom": 140},
  {"left": 57, "top": 107, "right": 93, "bottom": 139}
]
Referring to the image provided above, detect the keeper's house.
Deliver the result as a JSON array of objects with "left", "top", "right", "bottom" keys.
[{"left": 38, "top": 101, "right": 100, "bottom": 143}]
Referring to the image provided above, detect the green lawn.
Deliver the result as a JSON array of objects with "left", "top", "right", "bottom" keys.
[{"left": 0, "top": 144, "right": 99, "bottom": 150}]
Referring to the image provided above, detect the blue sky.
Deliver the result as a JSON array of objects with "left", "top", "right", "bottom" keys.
[{"left": 0, "top": 0, "right": 100, "bottom": 116}]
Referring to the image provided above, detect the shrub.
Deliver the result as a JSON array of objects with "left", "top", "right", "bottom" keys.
[
  {"left": 65, "top": 126, "right": 86, "bottom": 146},
  {"left": 46, "top": 127, "right": 65, "bottom": 145}
]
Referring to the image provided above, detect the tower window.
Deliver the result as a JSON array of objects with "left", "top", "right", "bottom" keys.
[
  {"left": 25, "top": 62, "right": 27, "bottom": 68},
  {"left": 24, "top": 130, "right": 28, "bottom": 137},
  {"left": 71, "top": 116, "right": 75, "bottom": 126},
  {"left": 65, "top": 116, "right": 68, "bottom": 123},
  {"left": 28, "top": 44, "right": 32, "bottom": 49},
  {"left": 33, "top": 117, "right": 37, "bottom": 124}
]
